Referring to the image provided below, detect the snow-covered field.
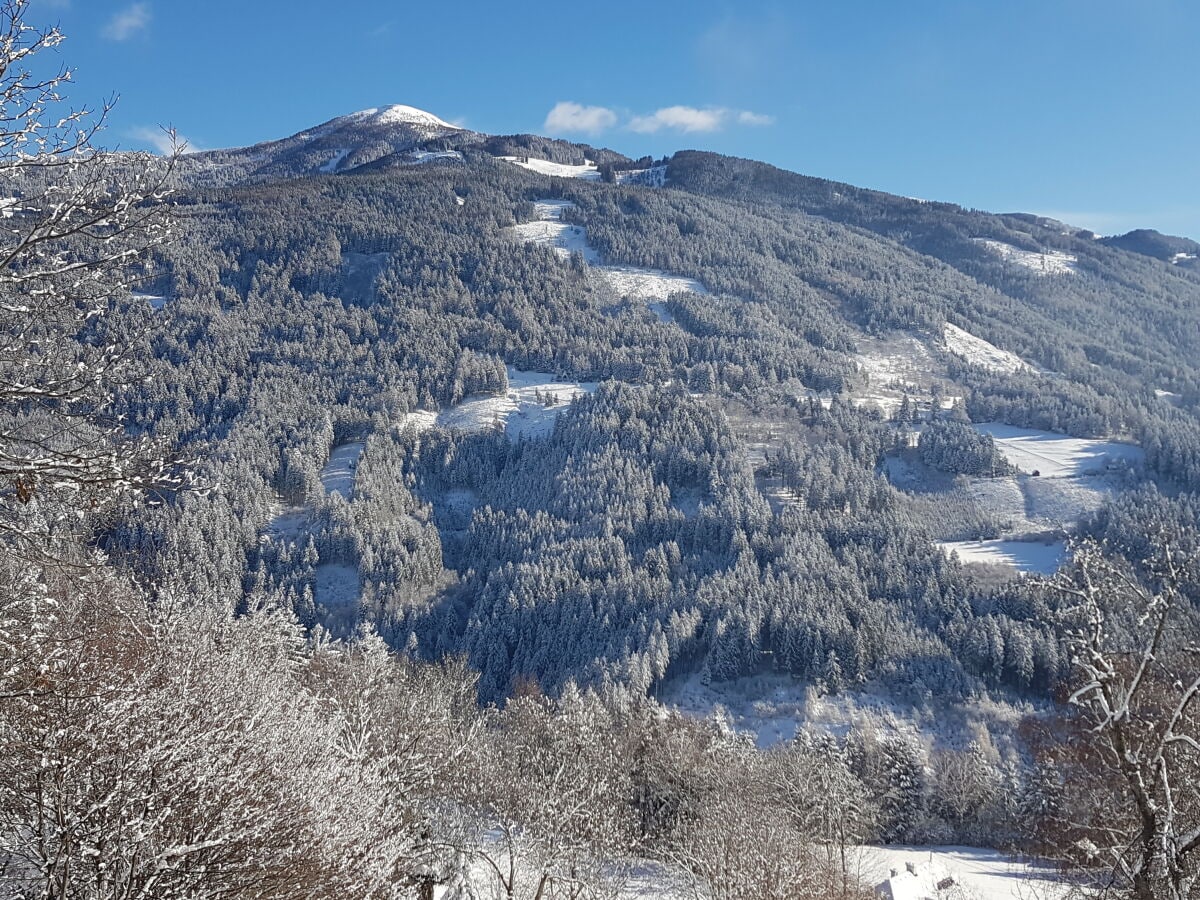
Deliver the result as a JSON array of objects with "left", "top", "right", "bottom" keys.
[
  {"left": 937, "top": 539, "right": 1065, "bottom": 575},
  {"left": 975, "top": 423, "right": 1143, "bottom": 478},
  {"left": 320, "top": 442, "right": 365, "bottom": 500},
  {"left": 498, "top": 156, "right": 601, "bottom": 180},
  {"left": 399, "top": 367, "right": 598, "bottom": 440},
  {"left": 943, "top": 323, "right": 1032, "bottom": 375},
  {"left": 859, "top": 845, "right": 1071, "bottom": 900},
  {"left": 973, "top": 239, "right": 1079, "bottom": 276},
  {"left": 511, "top": 198, "right": 708, "bottom": 322}
]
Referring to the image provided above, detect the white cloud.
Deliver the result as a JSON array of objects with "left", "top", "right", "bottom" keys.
[
  {"left": 544, "top": 101, "right": 618, "bottom": 136},
  {"left": 627, "top": 106, "right": 774, "bottom": 134},
  {"left": 102, "top": 3, "right": 150, "bottom": 41},
  {"left": 737, "top": 110, "right": 775, "bottom": 127},
  {"left": 129, "top": 125, "right": 199, "bottom": 155}
]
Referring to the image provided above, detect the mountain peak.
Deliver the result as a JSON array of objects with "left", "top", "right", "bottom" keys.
[{"left": 342, "top": 105, "right": 461, "bottom": 131}]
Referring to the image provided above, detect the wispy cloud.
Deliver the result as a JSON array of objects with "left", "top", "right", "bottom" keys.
[
  {"left": 102, "top": 3, "right": 150, "bottom": 41},
  {"left": 627, "top": 105, "right": 774, "bottom": 134},
  {"left": 129, "top": 125, "right": 198, "bottom": 155},
  {"left": 368, "top": 21, "right": 393, "bottom": 39},
  {"left": 736, "top": 110, "right": 775, "bottom": 127},
  {"left": 544, "top": 101, "right": 618, "bottom": 136}
]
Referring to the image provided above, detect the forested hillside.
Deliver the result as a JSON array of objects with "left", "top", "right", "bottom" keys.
[{"left": 3, "top": 3, "right": 1200, "bottom": 895}]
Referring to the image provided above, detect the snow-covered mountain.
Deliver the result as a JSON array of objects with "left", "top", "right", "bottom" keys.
[{"left": 180, "top": 104, "right": 472, "bottom": 184}]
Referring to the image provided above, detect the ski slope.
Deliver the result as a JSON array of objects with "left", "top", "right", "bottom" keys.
[{"left": 319, "top": 442, "right": 365, "bottom": 500}]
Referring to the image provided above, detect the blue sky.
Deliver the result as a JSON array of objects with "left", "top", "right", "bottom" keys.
[{"left": 34, "top": 0, "right": 1200, "bottom": 238}]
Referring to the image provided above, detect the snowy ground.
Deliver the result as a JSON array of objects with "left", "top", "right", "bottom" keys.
[
  {"left": 616, "top": 165, "right": 668, "bottom": 187},
  {"left": 973, "top": 239, "right": 1079, "bottom": 276},
  {"left": 133, "top": 292, "right": 169, "bottom": 310},
  {"left": 975, "top": 423, "right": 1143, "bottom": 478},
  {"left": 320, "top": 442, "right": 365, "bottom": 500},
  {"left": 853, "top": 330, "right": 961, "bottom": 415},
  {"left": 937, "top": 539, "right": 1065, "bottom": 575},
  {"left": 511, "top": 198, "right": 708, "bottom": 322},
  {"left": 399, "top": 367, "right": 598, "bottom": 440},
  {"left": 943, "top": 323, "right": 1032, "bottom": 375},
  {"left": 408, "top": 150, "right": 463, "bottom": 163},
  {"left": 314, "top": 563, "right": 361, "bottom": 610},
  {"left": 498, "top": 156, "right": 601, "bottom": 181},
  {"left": 858, "top": 845, "right": 1072, "bottom": 900},
  {"left": 319, "top": 147, "right": 351, "bottom": 173},
  {"left": 662, "top": 673, "right": 1036, "bottom": 755}
]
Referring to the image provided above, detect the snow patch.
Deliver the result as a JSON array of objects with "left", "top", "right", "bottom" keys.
[
  {"left": 936, "top": 539, "right": 1065, "bottom": 575},
  {"left": 943, "top": 323, "right": 1031, "bottom": 375},
  {"left": 399, "top": 368, "right": 598, "bottom": 440},
  {"left": 320, "top": 442, "right": 365, "bottom": 500},
  {"left": 133, "top": 292, "right": 169, "bottom": 311},
  {"left": 1171, "top": 252, "right": 1197, "bottom": 264},
  {"left": 1155, "top": 388, "right": 1183, "bottom": 405},
  {"left": 407, "top": 149, "right": 463, "bottom": 163},
  {"left": 973, "top": 238, "right": 1078, "bottom": 275},
  {"left": 498, "top": 156, "right": 601, "bottom": 181},
  {"left": 314, "top": 563, "right": 361, "bottom": 608},
  {"left": 319, "top": 148, "right": 351, "bottom": 173},
  {"left": 616, "top": 165, "right": 667, "bottom": 187},
  {"left": 511, "top": 198, "right": 708, "bottom": 321}
]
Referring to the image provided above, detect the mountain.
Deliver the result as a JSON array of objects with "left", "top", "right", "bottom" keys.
[
  {"left": 1101, "top": 227, "right": 1200, "bottom": 268},
  {"left": 179, "top": 104, "right": 635, "bottom": 186},
  {"left": 179, "top": 104, "right": 469, "bottom": 184}
]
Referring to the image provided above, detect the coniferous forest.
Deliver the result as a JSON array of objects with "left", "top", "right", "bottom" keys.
[{"left": 2, "top": 3, "right": 1199, "bottom": 898}]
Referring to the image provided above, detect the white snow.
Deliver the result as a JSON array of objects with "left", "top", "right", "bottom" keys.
[
  {"left": 1171, "top": 252, "right": 1197, "bottom": 264},
  {"left": 974, "top": 423, "right": 1143, "bottom": 478},
  {"left": 314, "top": 563, "right": 361, "bottom": 608},
  {"left": 319, "top": 148, "right": 351, "bottom": 173},
  {"left": 1155, "top": 388, "right": 1183, "bottom": 405},
  {"left": 398, "top": 368, "right": 598, "bottom": 440},
  {"left": 400, "top": 409, "right": 439, "bottom": 433},
  {"left": 511, "top": 218, "right": 600, "bottom": 263},
  {"left": 352, "top": 104, "right": 461, "bottom": 131},
  {"left": 320, "top": 442, "right": 365, "bottom": 500},
  {"left": 936, "top": 539, "right": 1065, "bottom": 575},
  {"left": 973, "top": 238, "right": 1078, "bottom": 276},
  {"left": 853, "top": 331, "right": 962, "bottom": 415},
  {"left": 408, "top": 150, "right": 463, "bottom": 163},
  {"left": 859, "top": 846, "right": 1071, "bottom": 900},
  {"left": 498, "top": 156, "right": 602, "bottom": 181},
  {"left": 511, "top": 198, "right": 708, "bottom": 321},
  {"left": 616, "top": 165, "right": 668, "bottom": 187},
  {"left": 943, "top": 324, "right": 1031, "bottom": 375},
  {"left": 133, "top": 292, "right": 169, "bottom": 311}
]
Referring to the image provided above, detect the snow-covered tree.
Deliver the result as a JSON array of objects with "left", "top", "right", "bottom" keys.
[{"left": 1053, "top": 538, "right": 1200, "bottom": 900}]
